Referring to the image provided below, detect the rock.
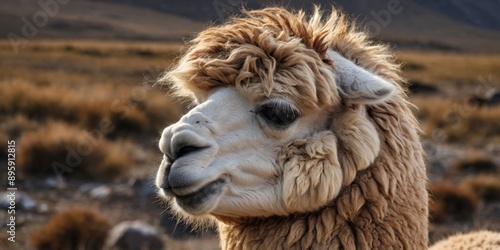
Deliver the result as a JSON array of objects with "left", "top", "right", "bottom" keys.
[
  {"left": 37, "top": 203, "right": 50, "bottom": 214},
  {"left": 43, "top": 177, "right": 67, "bottom": 189},
  {"left": 79, "top": 183, "right": 102, "bottom": 193},
  {"left": 0, "top": 191, "right": 37, "bottom": 211},
  {"left": 90, "top": 186, "right": 111, "bottom": 199},
  {"left": 79, "top": 183, "right": 111, "bottom": 199},
  {"left": 113, "top": 184, "right": 133, "bottom": 197},
  {"left": 19, "top": 194, "right": 37, "bottom": 211},
  {"left": 105, "top": 221, "right": 164, "bottom": 250}
]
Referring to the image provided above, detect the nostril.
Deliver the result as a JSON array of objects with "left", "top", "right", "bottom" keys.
[
  {"left": 169, "top": 130, "right": 211, "bottom": 161},
  {"left": 176, "top": 145, "right": 205, "bottom": 159}
]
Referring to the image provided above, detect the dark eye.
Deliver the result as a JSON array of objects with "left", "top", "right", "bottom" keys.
[{"left": 256, "top": 102, "right": 300, "bottom": 128}]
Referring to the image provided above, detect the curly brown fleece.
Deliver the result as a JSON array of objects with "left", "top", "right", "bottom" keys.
[{"left": 430, "top": 230, "right": 500, "bottom": 250}]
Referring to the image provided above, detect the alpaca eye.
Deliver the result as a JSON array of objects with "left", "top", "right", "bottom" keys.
[{"left": 256, "top": 102, "right": 300, "bottom": 128}]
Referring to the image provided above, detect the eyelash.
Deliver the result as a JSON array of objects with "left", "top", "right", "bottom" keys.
[{"left": 255, "top": 101, "right": 300, "bottom": 129}]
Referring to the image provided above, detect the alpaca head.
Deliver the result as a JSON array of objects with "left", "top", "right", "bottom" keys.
[{"left": 156, "top": 7, "right": 397, "bottom": 221}]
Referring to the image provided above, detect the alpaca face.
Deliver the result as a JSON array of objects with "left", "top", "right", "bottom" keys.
[
  {"left": 156, "top": 87, "right": 331, "bottom": 217},
  {"left": 156, "top": 49, "right": 396, "bottom": 219}
]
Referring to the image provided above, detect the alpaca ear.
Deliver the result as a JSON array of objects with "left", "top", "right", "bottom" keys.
[{"left": 327, "top": 50, "right": 395, "bottom": 104}]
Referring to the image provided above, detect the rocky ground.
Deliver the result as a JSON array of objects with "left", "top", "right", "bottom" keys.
[{"left": 0, "top": 172, "right": 220, "bottom": 250}]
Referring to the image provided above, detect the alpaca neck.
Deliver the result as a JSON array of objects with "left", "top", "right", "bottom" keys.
[{"left": 217, "top": 171, "right": 428, "bottom": 249}]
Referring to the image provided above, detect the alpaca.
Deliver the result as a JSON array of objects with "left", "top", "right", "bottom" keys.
[
  {"left": 429, "top": 230, "right": 500, "bottom": 250},
  {"left": 155, "top": 7, "right": 428, "bottom": 249}
]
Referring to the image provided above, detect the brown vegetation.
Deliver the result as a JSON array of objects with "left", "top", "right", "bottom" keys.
[
  {"left": 0, "top": 130, "right": 7, "bottom": 159},
  {"left": 429, "top": 182, "right": 479, "bottom": 223},
  {"left": 411, "top": 96, "right": 500, "bottom": 145},
  {"left": 460, "top": 175, "right": 500, "bottom": 202},
  {"left": 17, "top": 123, "right": 135, "bottom": 180},
  {"left": 30, "top": 207, "right": 112, "bottom": 250},
  {"left": 451, "top": 152, "right": 498, "bottom": 175},
  {"left": 0, "top": 40, "right": 190, "bottom": 249},
  {"left": 1, "top": 114, "right": 40, "bottom": 139},
  {"left": 0, "top": 39, "right": 184, "bottom": 138},
  {"left": 398, "top": 51, "right": 500, "bottom": 84},
  {"left": 0, "top": 80, "right": 179, "bottom": 137}
]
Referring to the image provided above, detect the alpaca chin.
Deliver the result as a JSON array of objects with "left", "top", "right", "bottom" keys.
[{"left": 174, "top": 178, "right": 226, "bottom": 215}]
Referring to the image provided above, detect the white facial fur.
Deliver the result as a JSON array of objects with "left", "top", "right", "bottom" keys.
[
  {"left": 156, "top": 50, "right": 395, "bottom": 218},
  {"left": 157, "top": 88, "right": 330, "bottom": 217}
]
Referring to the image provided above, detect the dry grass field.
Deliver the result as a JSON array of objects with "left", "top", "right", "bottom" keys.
[
  {"left": 402, "top": 53, "right": 500, "bottom": 146},
  {"left": 401, "top": 50, "right": 500, "bottom": 243},
  {"left": 0, "top": 40, "right": 210, "bottom": 249},
  {"left": 398, "top": 51, "right": 500, "bottom": 85},
  {"left": 0, "top": 39, "right": 499, "bottom": 249}
]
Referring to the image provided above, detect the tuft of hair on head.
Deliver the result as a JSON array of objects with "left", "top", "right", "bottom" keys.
[{"left": 159, "top": 4, "right": 405, "bottom": 113}]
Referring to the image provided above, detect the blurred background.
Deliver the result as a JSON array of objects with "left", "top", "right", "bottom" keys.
[{"left": 0, "top": 0, "right": 499, "bottom": 249}]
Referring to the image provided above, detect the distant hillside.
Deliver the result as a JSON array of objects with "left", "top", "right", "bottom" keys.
[
  {"left": 1, "top": 0, "right": 500, "bottom": 52},
  {"left": 416, "top": 0, "right": 500, "bottom": 31},
  {"left": 0, "top": 0, "right": 204, "bottom": 41},
  {"left": 92, "top": 0, "right": 500, "bottom": 31},
  {"left": 332, "top": 0, "right": 500, "bottom": 52}
]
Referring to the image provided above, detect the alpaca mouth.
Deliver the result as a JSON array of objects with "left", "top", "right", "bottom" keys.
[{"left": 174, "top": 178, "right": 226, "bottom": 214}]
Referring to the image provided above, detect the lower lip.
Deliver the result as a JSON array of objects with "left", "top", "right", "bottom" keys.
[{"left": 175, "top": 179, "right": 226, "bottom": 211}]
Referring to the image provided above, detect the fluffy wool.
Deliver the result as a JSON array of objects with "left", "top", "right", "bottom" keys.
[
  {"left": 161, "top": 6, "right": 429, "bottom": 249},
  {"left": 430, "top": 231, "right": 500, "bottom": 250}
]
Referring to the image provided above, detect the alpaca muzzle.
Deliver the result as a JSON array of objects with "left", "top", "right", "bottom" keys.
[{"left": 157, "top": 127, "right": 217, "bottom": 197}]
